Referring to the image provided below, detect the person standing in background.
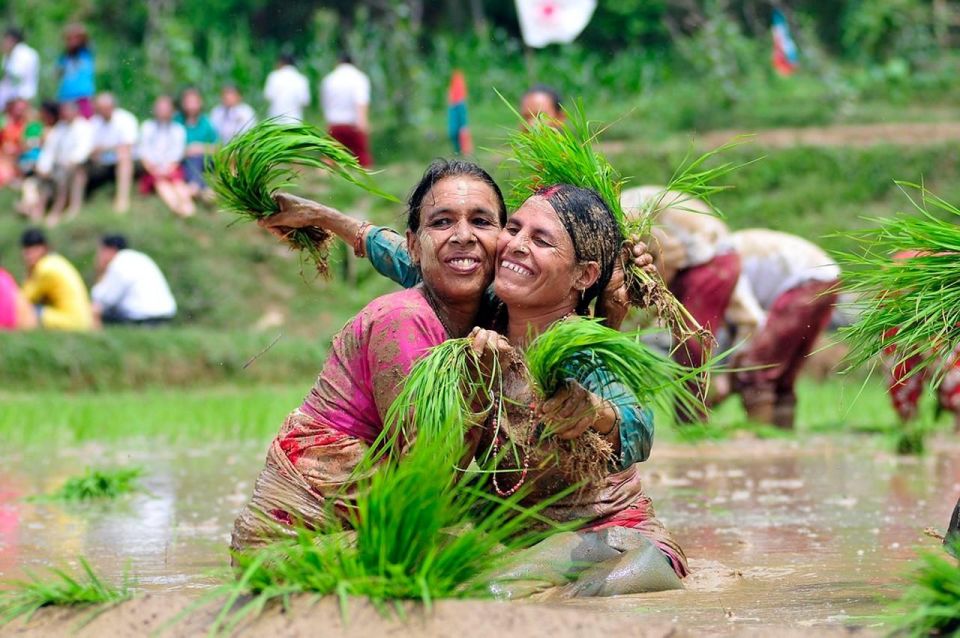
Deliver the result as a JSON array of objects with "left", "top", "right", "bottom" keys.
[
  {"left": 139, "top": 95, "right": 194, "bottom": 218},
  {"left": 56, "top": 24, "right": 95, "bottom": 118},
  {"left": 263, "top": 52, "right": 309, "bottom": 124},
  {"left": 19, "top": 228, "right": 92, "bottom": 331},
  {"left": 0, "top": 28, "right": 39, "bottom": 110},
  {"left": 520, "top": 84, "right": 566, "bottom": 128},
  {"left": 321, "top": 53, "right": 372, "bottom": 167},
  {"left": 87, "top": 92, "right": 138, "bottom": 213},
  {"left": 91, "top": 234, "right": 177, "bottom": 326},
  {"left": 210, "top": 85, "right": 256, "bottom": 143},
  {"left": 175, "top": 87, "right": 218, "bottom": 202}
]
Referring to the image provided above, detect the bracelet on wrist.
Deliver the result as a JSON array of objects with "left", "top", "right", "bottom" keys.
[{"left": 353, "top": 222, "right": 372, "bottom": 258}]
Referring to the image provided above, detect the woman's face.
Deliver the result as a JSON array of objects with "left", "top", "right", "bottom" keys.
[
  {"left": 494, "top": 196, "right": 599, "bottom": 313},
  {"left": 407, "top": 176, "right": 501, "bottom": 307}
]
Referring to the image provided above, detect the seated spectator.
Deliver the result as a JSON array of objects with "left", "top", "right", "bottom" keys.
[
  {"left": 210, "top": 84, "right": 255, "bottom": 143},
  {"left": 20, "top": 228, "right": 92, "bottom": 331},
  {"left": 91, "top": 234, "right": 176, "bottom": 326},
  {"left": 0, "top": 97, "right": 32, "bottom": 186},
  {"left": 23, "top": 100, "right": 93, "bottom": 225},
  {"left": 0, "top": 251, "right": 36, "bottom": 330},
  {"left": 139, "top": 95, "right": 194, "bottom": 217},
  {"left": 175, "top": 87, "right": 217, "bottom": 202},
  {"left": 15, "top": 101, "right": 56, "bottom": 217},
  {"left": 57, "top": 24, "right": 95, "bottom": 118},
  {"left": 87, "top": 92, "right": 137, "bottom": 213}
]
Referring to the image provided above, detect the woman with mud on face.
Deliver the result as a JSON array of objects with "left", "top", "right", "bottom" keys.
[
  {"left": 230, "top": 159, "right": 506, "bottom": 551},
  {"left": 466, "top": 185, "right": 689, "bottom": 598}
]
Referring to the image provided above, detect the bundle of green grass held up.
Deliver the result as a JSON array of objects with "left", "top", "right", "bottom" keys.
[
  {"left": 210, "top": 119, "right": 397, "bottom": 276},
  {"left": 840, "top": 183, "right": 960, "bottom": 377},
  {"left": 503, "top": 96, "right": 747, "bottom": 342}
]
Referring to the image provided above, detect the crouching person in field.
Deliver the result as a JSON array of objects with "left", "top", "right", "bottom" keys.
[
  {"left": 91, "top": 234, "right": 176, "bottom": 327},
  {"left": 719, "top": 229, "right": 840, "bottom": 429}
]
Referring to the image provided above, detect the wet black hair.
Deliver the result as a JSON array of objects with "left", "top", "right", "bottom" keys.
[
  {"left": 101, "top": 234, "right": 128, "bottom": 250},
  {"left": 524, "top": 84, "right": 563, "bottom": 112},
  {"left": 20, "top": 227, "right": 47, "bottom": 248},
  {"left": 5, "top": 28, "right": 23, "bottom": 43},
  {"left": 535, "top": 184, "right": 622, "bottom": 315},
  {"left": 406, "top": 159, "right": 507, "bottom": 233}
]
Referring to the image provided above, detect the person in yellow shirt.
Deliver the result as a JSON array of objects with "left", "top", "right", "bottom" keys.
[{"left": 20, "top": 228, "right": 92, "bottom": 331}]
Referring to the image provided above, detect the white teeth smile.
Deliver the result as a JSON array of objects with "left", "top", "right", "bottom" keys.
[
  {"left": 501, "top": 260, "right": 533, "bottom": 276},
  {"left": 449, "top": 258, "right": 478, "bottom": 268}
]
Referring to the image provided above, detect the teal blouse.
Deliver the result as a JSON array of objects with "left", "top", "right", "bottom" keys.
[{"left": 364, "top": 225, "right": 654, "bottom": 468}]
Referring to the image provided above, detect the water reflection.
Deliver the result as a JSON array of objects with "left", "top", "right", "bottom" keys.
[{"left": 1, "top": 435, "right": 957, "bottom": 631}]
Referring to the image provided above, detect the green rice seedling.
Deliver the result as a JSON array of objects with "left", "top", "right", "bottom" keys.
[
  {"left": 379, "top": 338, "right": 504, "bottom": 460},
  {"left": 209, "top": 119, "right": 398, "bottom": 276},
  {"left": 34, "top": 467, "right": 143, "bottom": 502},
  {"left": 0, "top": 558, "right": 132, "bottom": 626},
  {"left": 889, "top": 542, "right": 960, "bottom": 637},
  {"left": 524, "top": 317, "right": 706, "bottom": 424},
  {"left": 839, "top": 182, "right": 960, "bottom": 378},
  {"left": 500, "top": 96, "right": 750, "bottom": 344},
  {"left": 213, "top": 436, "right": 563, "bottom": 634}
]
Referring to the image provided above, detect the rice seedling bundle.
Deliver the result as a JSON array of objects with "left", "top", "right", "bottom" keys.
[
  {"left": 0, "top": 558, "right": 132, "bottom": 626},
  {"left": 501, "top": 96, "right": 747, "bottom": 341},
  {"left": 217, "top": 409, "right": 557, "bottom": 633},
  {"left": 839, "top": 183, "right": 960, "bottom": 377},
  {"left": 889, "top": 541, "right": 960, "bottom": 637},
  {"left": 210, "top": 120, "right": 398, "bottom": 276},
  {"left": 33, "top": 467, "right": 143, "bottom": 502},
  {"left": 525, "top": 317, "right": 704, "bottom": 419}
]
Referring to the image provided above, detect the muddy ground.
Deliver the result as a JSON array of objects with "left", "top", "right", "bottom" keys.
[{"left": 2, "top": 432, "right": 954, "bottom": 636}]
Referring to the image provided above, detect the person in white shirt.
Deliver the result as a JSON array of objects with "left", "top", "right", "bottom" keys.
[
  {"left": 0, "top": 29, "right": 39, "bottom": 109},
  {"left": 717, "top": 229, "right": 841, "bottom": 429},
  {"left": 139, "top": 95, "right": 194, "bottom": 218},
  {"left": 210, "top": 84, "right": 256, "bottom": 143},
  {"left": 92, "top": 234, "right": 176, "bottom": 326},
  {"left": 263, "top": 53, "right": 309, "bottom": 123},
  {"left": 24, "top": 100, "right": 93, "bottom": 225},
  {"left": 86, "top": 92, "right": 137, "bottom": 213},
  {"left": 321, "top": 53, "right": 372, "bottom": 167}
]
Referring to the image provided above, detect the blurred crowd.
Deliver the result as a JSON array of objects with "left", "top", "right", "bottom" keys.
[{"left": 0, "top": 24, "right": 372, "bottom": 224}]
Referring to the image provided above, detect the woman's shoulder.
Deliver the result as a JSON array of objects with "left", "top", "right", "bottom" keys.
[{"left": 361, "top": 288, "right": 436, "bottom": 324}]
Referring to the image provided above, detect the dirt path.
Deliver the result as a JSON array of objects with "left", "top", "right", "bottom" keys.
[{"left": 601, "top": 121, "right": 960, "bottom": 152}]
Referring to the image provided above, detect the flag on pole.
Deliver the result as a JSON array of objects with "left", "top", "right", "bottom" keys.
[
  {"left": 447, "top": 71, "right": 473, "bottom": 156},
  {"left": 771, "top": 8, "right": 799, "bottom": 76},
  {"left": 515, "top": 0, "right": 597, "bottom": 49}
]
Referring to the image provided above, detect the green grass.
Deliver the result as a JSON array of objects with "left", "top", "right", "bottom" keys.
[
  {"left": 889, "top": 543, "right": 960, "bottom": 637},
  {"left": 0, "top": 385, "right": 305, "bottom": 446},
  {"left": 0, "top": 328, "right": 327, "bottom": 392},
  {"left": 33, "top": 467, "right": 144, "bottom": 502},
  {"left": 0, "top": 558, "right": 133, "bottom": 627}
]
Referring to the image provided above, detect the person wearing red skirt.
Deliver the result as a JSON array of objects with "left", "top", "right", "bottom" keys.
[
  {"left": 722, "top": 229, "right": 840, "bottom": 429},
  {"left": 321, "top": 54, "right": 372, "bottom": 168},
  {"left": 621, "top": 186, "right": 742, "bottom": 421}
]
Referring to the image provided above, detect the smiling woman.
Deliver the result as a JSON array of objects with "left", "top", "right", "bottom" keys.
[{"left": 230, "top": 159, "right": 507, "bottom": 551}]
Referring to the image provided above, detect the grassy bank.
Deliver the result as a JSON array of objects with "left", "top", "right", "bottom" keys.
[
  {"left": 2, "top": 118, "right": 960, "bottom": 390},
  {"left": 0, "top": 329, "right": 326, "bottom": 392}
]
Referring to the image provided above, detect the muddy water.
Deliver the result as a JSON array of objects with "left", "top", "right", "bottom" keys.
[{"left": 2, "top": 434, "right": 958, "bottom": 633}]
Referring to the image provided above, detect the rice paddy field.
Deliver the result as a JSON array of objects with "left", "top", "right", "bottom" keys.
[{"left": 5, "top": 112, "right": 960, "bottom": 635}]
